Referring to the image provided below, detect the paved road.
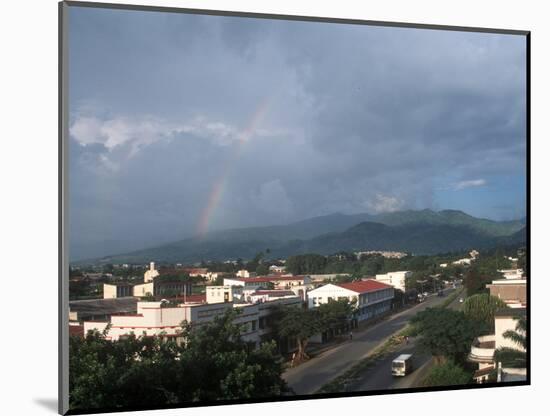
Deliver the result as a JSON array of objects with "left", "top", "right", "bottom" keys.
[
  {"left": 284, "top": 287, "right": 460, "bottom": 395},
  {"left": 348, "top": 288, "right": 464, "bottom": 392}
]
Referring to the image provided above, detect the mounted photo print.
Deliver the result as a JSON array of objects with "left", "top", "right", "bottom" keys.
[{"left": 59, "top": 1, "right": 530, "bottom": 414}]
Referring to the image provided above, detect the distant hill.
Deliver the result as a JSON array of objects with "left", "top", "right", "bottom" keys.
[
  {"left": 272, "top": 222, "right": 526, "bottom": 257},
  {"left": 77, "top": 209, "right": 526, "bottom": 264}
]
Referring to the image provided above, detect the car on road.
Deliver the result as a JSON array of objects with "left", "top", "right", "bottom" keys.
[
  {"left": 392, "top": 354, "right": 413, "bottom": 376},
  {"left": 459, "top": 297, "right": 464, "bottom": 303}
]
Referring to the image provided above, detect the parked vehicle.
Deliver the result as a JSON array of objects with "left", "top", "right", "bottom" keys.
[{"left": 392, "top": 354, "right": 413, "bottom": 376}]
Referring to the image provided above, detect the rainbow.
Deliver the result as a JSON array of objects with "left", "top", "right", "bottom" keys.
[{"left": 196, "top": 99, "right": 270, "bottom": 238}]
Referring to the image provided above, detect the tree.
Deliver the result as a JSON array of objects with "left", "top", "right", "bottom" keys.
[
  {"left": 273, "top": 306, "right": 322, "bottom": 363},
  {"left": 318, "top": 299, "right": 354, "bottom": 336},
  {"left": 494, "top": 315, "right": 527, "bottom": 368},
  {"left": 256, "top": 263, "right": 270, "bottom": 276},
  {"left": 286, "top": 254, "right": 327, "bottom": 275},
  {"left": 69, "top": 310, "right": 288, "bottom": 411},
  {"left": 423, "top": 361, "right": 472, "bottom": 387},
  {"left": 246, "top": 251, "right": 265, "bottom": 273},
  {"left": 464, "top": 267, "right": 494, "bottom": 297},
  {"left": 462, "top": 294, "right": 507, "bottom": 332},
  {"left": 411, "top": 308, "right": 483, "bottom": 364},
  {"left": 175, "top": 310, "right": 287, "bottom": 401}
]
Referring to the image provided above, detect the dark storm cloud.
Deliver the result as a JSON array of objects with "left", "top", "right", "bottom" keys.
[{"left": 68, "top": 7, "right": 526, "bottom": 260}]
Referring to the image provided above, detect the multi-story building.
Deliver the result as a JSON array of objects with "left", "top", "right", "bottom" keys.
[
  {"left": 469, "top": 275, "right": 527, "bottom": 383},
  {"left": 307, "top": 279, "right": 394, "bottom": 323},
  {"left": 374, "top": 271, "right": 412, "bottom": 292},
  {"left": 144, "top": 262, "right": 160, "bottom": 282},
  {"left": 69, "top": 297, "right": 138, "bottom": 322},
  {"left": 224, "top": 275, "right": 313, "bottom": 300},
  {"left": 468, "top": 308, "right": 526, "bottom": 383},
  {"left": 83, "top": 292, "right": 302, "bottom": 348},
  {"left": 486, "top": 278, "right": 526, "bottom": 308},
  {"left": 205, "top": 285, "right": 243, "bottom": 303},
  {"left": 103, "top": 261, "right": 192, "bottom": 299}
]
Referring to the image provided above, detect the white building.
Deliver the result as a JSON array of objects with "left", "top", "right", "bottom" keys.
[
  {"left": 374, "top": 271, "right": 412, "bottom": 292},
  {"left": 205, "top": 285, "right": 243, "bottom": 304},
  {"left": 453, "top": 258, "right": 473, "bottom": 266},
  {"left": 144, "top": 262, "right": 160, "bottom": 282},
  {"left": 307, "top": 280, "right": 394, "bottom": 322},
  {"left": 269, "top": 265, "right": 286, "bottom": 274},
  {"left": 84, "top": 294, "right": 302, "bottom": 348},
  {"left": 469, "top": 308, "right": 526, "bottom": 383},
  {"left": 236, "top": 270, "right": 256, "bottom": 278},
  {"left": 498, "top": 268, "right": 524, "bottom": 280}
]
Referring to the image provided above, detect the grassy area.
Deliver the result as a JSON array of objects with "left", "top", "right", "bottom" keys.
[
  {"left": 439, "top": 287, "right": 464, "bottom": 309},
  {"left": 315, "top": 288, "right": 463, "bottom": 394}
]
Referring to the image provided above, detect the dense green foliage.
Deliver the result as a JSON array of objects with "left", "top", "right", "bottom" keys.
[
  {"left": 271, "top": 300, "right": 354, "bottom": 363},
  {"left": 423, "top": 361, "right": 473, "bottom": 387},
  {"left": 69, "top": 311, "right": 287, "bottom": 411},
  {"left": 411, "top": 308, "right": 483, "bottom": 364},
  {"left": 271, "top": 306, "right": 321, "bottom": 363},
  {"left": 462, "top": 294, "right": 507, "bottom": 332},
  {"left": 318, "top": 299, "right": 355, "bottom": 335}
]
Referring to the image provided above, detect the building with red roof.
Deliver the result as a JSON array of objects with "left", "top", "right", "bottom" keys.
[{"left": 307, "top": 279, "right": 394, "bottom": 323}]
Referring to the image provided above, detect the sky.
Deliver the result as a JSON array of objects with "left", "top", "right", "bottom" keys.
[{"left": 68, "top": 6, "right": 527, "bottom": 261}]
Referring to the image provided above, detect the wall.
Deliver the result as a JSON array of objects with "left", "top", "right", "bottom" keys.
[{"left": 495, "top": 315, "right": 525, "bottom": 352}]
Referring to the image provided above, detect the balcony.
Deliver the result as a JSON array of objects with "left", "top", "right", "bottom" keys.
[{"left": 468, "top": 334, "right": 496, "bottom": 364}]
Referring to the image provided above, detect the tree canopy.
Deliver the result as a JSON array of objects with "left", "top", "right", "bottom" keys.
[
  {"left": 69, "top": 310, "right": 287, "bottom": 411},
  {"left": 423, "top": 361, "right": 472, "bottom": 387},
  {"left": 411, "top": 308, "right": 483, "bottom": 364},
  {"left": 462, "top": 293, "right": 507, "bottom": 332}
]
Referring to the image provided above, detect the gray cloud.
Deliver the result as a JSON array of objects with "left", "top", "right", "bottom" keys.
[{"left": 68, "top": 7, "right": 526, "bottom": 260}]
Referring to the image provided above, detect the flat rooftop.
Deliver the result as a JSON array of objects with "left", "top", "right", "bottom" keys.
[{"left": 69, "top": 297, "right": 138, "bottom": 318}]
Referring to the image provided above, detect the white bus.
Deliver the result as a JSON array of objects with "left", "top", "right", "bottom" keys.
[{"left": 392, "top": 354, "right": 413, "bottom": 376}]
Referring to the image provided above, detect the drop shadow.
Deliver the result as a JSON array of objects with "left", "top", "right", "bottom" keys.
[{"left": 34, "top": 398, "right": 58, "bottom": 413}]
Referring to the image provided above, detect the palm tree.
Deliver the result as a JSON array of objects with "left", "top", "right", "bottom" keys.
[{"left": 493, "top": 316, "right": 527, "bottom": 368}]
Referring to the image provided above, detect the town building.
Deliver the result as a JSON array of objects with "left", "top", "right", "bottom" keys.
[
  {"left": 103, "top": 261, "right": 192, "bottom": 299},
  {"left": 224, "top": 275, "right": 313, "bottom": 300},
  {"left": 103, "top": 282, "right": 133, "bottom": 299},
  {"left": 269, "top": 265, "right": 286, "bottom": 274},
  {"left": 307, "top": 280, "right": 394, "bottom": 323},
  {"left": 308, "top": 274, "right": 350, "bottom": 283},
  {"left": 83, "top": 291, "right": 302, "bottom": 348},
  {"left": 69, "top": 297, "right": 138, "bottom": 322},
  {"left": 469, "top": 308, "right": 526, "bottom": 383},
  {"left": 236, "top": 270, "right": 256, "bottom": 278},
  {"left": 205, "top": 285, "right": 244, "bottom": 303},
  {"left": 469, "top": 272, "right": 527, "bottom": 384},
  {"left": 374, "top": 271, "right": 412, "bottom": 292},
  {"left": 497, "top": 268, "right": 524, "bottom": 280},
  {"left": 486, "top": 278, "right": 527, "bottom": 308},
  {"left": 144, "top": 262, "right": 160, "bottom": 282}
]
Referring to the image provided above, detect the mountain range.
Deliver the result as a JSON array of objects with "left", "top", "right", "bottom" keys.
[{"left": 78, "top": 209, "right": 526, "bottom": 265}]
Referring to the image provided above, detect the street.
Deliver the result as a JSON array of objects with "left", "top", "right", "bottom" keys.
[
  {"left": 283, "top": 287, "right": 461, "bottom": 395},
  {"left": 347, "top": 290, "right": 463, "bottom": 392}
]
